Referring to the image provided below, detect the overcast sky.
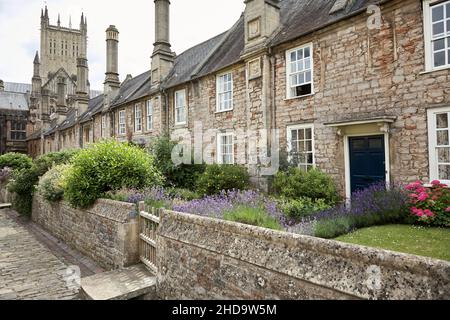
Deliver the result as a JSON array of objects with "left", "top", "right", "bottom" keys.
[{"left": 0, "top": 0, "right": 245, "bottom": 90}]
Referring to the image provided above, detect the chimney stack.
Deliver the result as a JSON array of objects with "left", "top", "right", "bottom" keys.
[
  {"left": 151, "top": 0, "right": 174, "bottom": 86},
  {"left": 0, "top": 80, "right": 4, "bottom": 91},
  {"left": 57, "top": 77, "right": 67, "bottom": 109},
  {"left": 104, "top": 25, "right": 120, "bottom": 96},
  {"left": 76, "top": 57, "right": 89, "bottom": 115},
  {"left": 32, "top": 52, "right": 42, "bottom": 95},
  {"left": 242, "top": 0, "right": 281, "bottom": 56}
]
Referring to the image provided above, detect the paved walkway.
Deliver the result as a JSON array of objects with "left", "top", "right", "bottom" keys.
[{"left": 0, "top": 209, "right": 103, "bottom": 300}]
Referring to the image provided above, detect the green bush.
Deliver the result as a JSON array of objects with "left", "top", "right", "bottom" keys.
[
  {"left": 148, "top": 135, "right": 206, "bottom": 188},
  {"left": 196, "top": 164, "right": 251, "bottom": 196},
  {"left": 0, "top": 153, "right": 32, "bottom": 171},
  {"left": 278, "top": 197, "right": 332, "bottom": 220},
  {"left": 314, "top": 217, "right": 353, "bottom": 239},
  {"left": 224, "top": 206, "right": 282, "bottom": 231},
  {"left": 165, "top": 188, "right": 201, "bottom": 201},
  {"left": 36, "top": 164, "right": 72, "bottom": 202},
  {"left": 273, "top": 168, "right": 340, "bottom": 205},
  {"left": 64, "top": 140, "right": 163, "bottom": 208},
  {"left": 8, "top": 150, "right": 78, "bottom": 215}
]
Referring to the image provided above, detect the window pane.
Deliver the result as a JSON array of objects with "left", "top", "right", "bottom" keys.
[
  {"left": 291, "top": 129, "right": 298, "bottom": 141},
  {"left": 298, "top": 49, "right": 303, "bottom": 60},
  {"left": 438, "top": 148, "right": 450, "bottom": 162},
  {"left": 437, "top": 113, "right": 448, "bottom": 128},
  {"left": 290, "top": 51, "right": 296, "bottom": 61},
  {"left": 432, "top": 5, "right": 444, "bottom": 22},
  {"left": 304, "top": 47, "right": 310, "bottom": 58},
  {"left": 434, "top": 38, "right": 446, "bottom": 51},
  {"left": 305, "top": 71, "right": 311, "bottom": 83},
  {"left": 305, "top": 141, "right": 313, "bottom": 152},
  {"left": 434, "top": 51, "right": 446, "bottom": 67},
  {"left": 433, "top": 22, "right": 445, "bottom": 36},
  {"left": 305, "top": 128, "right": 312, "bottom": 140},
  {"left": 437, "top": 130, "right": 449, "bottom": 145},
  {"left": 439, "top": 164, "right": 450, "bottom": 180}
]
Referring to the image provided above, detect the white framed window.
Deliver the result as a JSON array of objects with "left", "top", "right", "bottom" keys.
[
  {"left": 134, "top": 104, "right": 142, "bottom": 132},
  {"left": 216, "top": 72, "right": 233, "bottom": 112},
  {"left": 286, "top": 43, "right": 314, "bottom": 98},
  {"left": 287, "top": 124, "right": 315, "bottom": 171},
  {"left": 428, "top": 106, "right": 450, "bottom": 184},
  {"left": 175, "top": 89, "right": 187, "bottom": 125},
  {"left": 118, "top": 109, "right": 126, "bottom": 135},
  {"left": 101, "top": 115, "right": 107, "bottom": 138},
  {"left": 424, "top": 0, "right": 450, "bottom": 71},
  {"left": 217, "top": 133, "right": 234, "bottom": 165},
  {"left": 146, "top": 100, "right": 153, "bottom": 131}
]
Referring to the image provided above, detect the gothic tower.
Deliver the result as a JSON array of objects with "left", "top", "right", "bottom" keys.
[{"left": 39, "top": 6, "right": 88, "bottom": 84}]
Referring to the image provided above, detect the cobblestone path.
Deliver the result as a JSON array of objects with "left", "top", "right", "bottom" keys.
[{"left": 0, "top": 209, "right": 103, "bottom": 300}]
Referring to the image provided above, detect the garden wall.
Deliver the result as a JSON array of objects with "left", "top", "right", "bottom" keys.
[
  {"left": 32, "top": 195, "right": 140, "bottom": 270},
  {"left": 0, "top": 181, "right": 15, "bottom": 204},
  {"left": 157, "top": 210, "right": 450, "bottom": 300}
]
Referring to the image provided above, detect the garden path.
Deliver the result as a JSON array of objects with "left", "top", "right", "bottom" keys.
[{"left": 0, "top": 208, "right": 103, "bottom": 300}]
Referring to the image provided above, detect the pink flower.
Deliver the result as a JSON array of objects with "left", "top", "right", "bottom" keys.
[
  {"left": 416, "top": 209, "right": 424, "bottom": 217},
  {"left": 431, "top": 180, "right": 441, "bottom": 186},
  {"left": 446, "top": 207, "right": 450, "bottom": 212},
  {"left": 424, "top": 209, "right": 434, "bottom": 217},
  {"left": 417, "top": 192, "right": 429, "bottom": 201},
  {"left": 411, "top": 207, "right": 419, "bottom": 214}
]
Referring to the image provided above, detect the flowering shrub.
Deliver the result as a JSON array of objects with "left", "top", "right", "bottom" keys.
[
  {"left": 302, "top": 182, "right": 409, "bottom": 238},
  {"left": 0, "top": 153, "right": 32, "bottom": 171},
  {"left": 196, "top": 164, "right": 251, "bottom": 196},
  {"left": 172, "top": 190, "right": 286, "bottom": 226},
  {"left": 37, "top": 164, "right": 72, "bottom": 202},
  {"left": 406, "top": 180, "right": 450, "bottom": 227}
]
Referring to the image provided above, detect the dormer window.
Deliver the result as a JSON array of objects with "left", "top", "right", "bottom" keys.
[{"left": 286, "top": 43, "right": 314, "bottom": 99}]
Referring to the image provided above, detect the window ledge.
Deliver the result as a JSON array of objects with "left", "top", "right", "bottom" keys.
[
  {"left": 215, "top": 109, "right": 234, "bottom": 114},
  {"left": 284, "top": 93, "right": 315, "bottom": 101},
  {"left": 420, "top": 65, "right": 450, "bottom": 75}
]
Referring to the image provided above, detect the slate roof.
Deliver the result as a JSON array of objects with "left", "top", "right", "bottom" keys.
[
  {"left": 0, "top": 91, "right": 29, "bottom": 111},
  {"left": 164, "top": 32, "right": 227, "bottom": 88},
  {"left": 111, "top": 71, "right": 151, "bottom": 108},
  {"left": 270, "top": 0, "right": 389, "bottom": 46},
  {"left": 4, "top": 82, "right": 32, "bottom": 94},
  {"left": 79, "top": 94, "right": 105, "bottom": 123}
]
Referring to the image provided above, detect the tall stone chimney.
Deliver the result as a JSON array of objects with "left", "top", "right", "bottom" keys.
[
  {"left": 242, "top": 0, "right": 281, "bottom": 57},
  {"left": 0, "top": 80, "right": 4, "bottom": 91},
  {"left": 76, "top": 57, "right": 89, "bottom": 115},
  {"left": 103, "top": 25, "right": 120, "bottom": 110},
  {"left": 56, "top": 77, "right": 67, "bottom": 111},
  {"left": 151, "top": 0, "right": 175, "bottom": 86}
]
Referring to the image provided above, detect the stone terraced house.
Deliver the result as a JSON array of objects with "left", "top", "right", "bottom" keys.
[{"left": 27, "top": 0, "right": 450, "bottom": 198}]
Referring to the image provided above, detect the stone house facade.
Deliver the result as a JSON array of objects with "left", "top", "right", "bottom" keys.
[
  {"left": 27, "top": 0, "right": 450, "bottom": 197},
  {"left": 0, "top": 81, "right": 29, "bottom": 155}
]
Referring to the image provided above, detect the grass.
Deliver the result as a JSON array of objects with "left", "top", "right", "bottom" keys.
[
  {"left": 224, "top": 206, "right": 282, "bottom": 231},
  {"left": 335, "top": 225, "right": 450, "bottom": 262}
]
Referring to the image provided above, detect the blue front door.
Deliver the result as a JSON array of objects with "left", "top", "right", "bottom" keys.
[{"left": 349, "top": 135, "right": 386, "bottom": 194}]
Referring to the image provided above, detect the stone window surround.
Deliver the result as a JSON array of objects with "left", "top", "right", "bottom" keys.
[
  {"left": 285, "top": 42, "right": 315, "bottom": 99},
  {"left": 134, "top": 103, "right": 143, "bottom": 133},
  {"left": 217, "top": 132, "right": 235, "bottom": 165},
  {"left": 423, "top": 0, "right": 450, "bottom": 72},
  {"left": 216, "top": 70, "right": 234, "bottom": 113},
  {"left": 175, "top": 89, "right": 187, "bottom": 126},
  {"left": 286, "top": 123, "right": 316, "bottom": 171},
  {"left": 118, "top": 109, "right": 126, "bottom": 136},
  {"left": 428, "top": 105, "right": 450, "bottom": 184},
  {"left": 146, "top": 100, "right": 153, "bottom": 131},
  {"left": 101, "top": 114, "right": 107, "bottom": 138}
]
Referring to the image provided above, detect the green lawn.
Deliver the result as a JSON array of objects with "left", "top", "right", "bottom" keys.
[{"left": 335, "top": 225, "right": 450, "bottom": 262}]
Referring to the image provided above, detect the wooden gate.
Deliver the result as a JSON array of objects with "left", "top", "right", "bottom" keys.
[{"left": 138, "top": 202, "right": 160, "bottom": 274}]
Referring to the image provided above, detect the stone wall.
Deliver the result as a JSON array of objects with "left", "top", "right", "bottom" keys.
[
  {"left": 157, "top": 210, "right": 450, "bottom": 300},
  {"left": 0, "top": 181, "right": 15, "bottom": 204},
  {"left": 32, "top": 195, "right": 139, "bottom": 270}
]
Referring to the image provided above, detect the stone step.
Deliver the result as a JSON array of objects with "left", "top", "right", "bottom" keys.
[
  {"left": 80, "top": 264, "right": 157, "bottom": 300},
  {"left": 0, "top": 203, "right": 12, "bottom": 209}
]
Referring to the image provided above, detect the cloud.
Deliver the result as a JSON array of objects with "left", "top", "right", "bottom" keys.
[{"left": 0, "top": 0, "right": 245, "bottom": 90}]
